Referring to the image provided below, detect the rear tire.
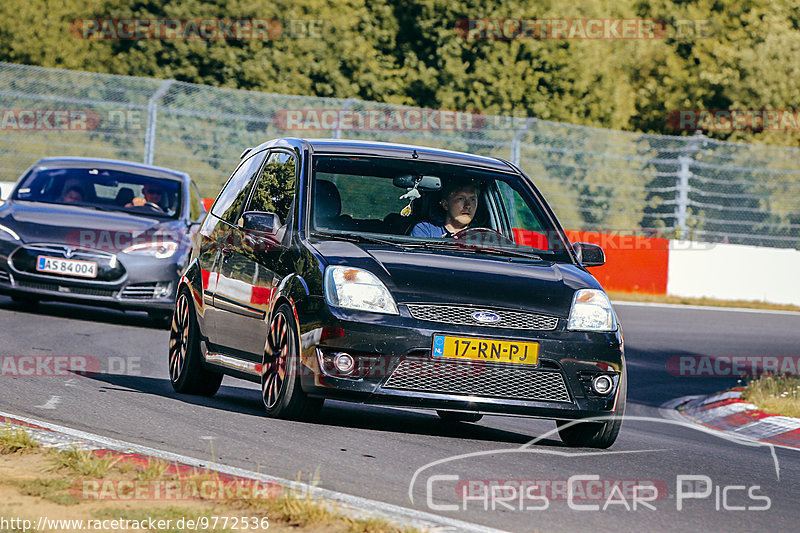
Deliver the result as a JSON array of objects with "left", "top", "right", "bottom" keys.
[
  {"left": 261, "top": 304, "right": 323, "bottom": 420},
  {"left": 169, "top": 290, "right": 222, "bottom": 396},
  {"left": 436, "top": 410, "right": 483, "bottom": 423},
  {"left": 557, "top": 368, "right": 626, "bottom": 449}
]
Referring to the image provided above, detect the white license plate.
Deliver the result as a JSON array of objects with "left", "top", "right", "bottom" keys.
[{"left": 36, "top": 256, "right": 98, "bottom": 278}]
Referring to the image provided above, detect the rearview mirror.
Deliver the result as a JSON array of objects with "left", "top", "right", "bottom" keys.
[
  {"left": 241, "top": 211, "right": 279, "bottom": 234},
  {"left": 572, "top": 242, "right": 605, "bottom": 267},
  {"left": 393, "top": 175, "right": 442, "bottom": 191}
]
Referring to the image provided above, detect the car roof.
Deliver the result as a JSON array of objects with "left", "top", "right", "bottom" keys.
[
  {"left": 251, "top": 138, "right": 518, "bottom": 173},
  {"left": 32, "top": 157, "right": 189, "bottom": 181}
]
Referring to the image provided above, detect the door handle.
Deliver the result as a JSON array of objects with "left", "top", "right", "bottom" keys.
[{"left": 221, "top": 247, "right": 233, "bottom": 261}]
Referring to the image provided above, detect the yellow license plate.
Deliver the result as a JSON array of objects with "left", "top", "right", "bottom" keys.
[{"left": 432, "top": 334, "right": 539, "bottom": 366}]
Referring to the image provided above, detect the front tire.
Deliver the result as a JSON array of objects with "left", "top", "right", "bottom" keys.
[
  {"left": 169, "top": 290, "right": 222, "bottom": 396},
  {"left": 261, "top": 304, "right": 322, "bottom": 420},
  {"left": 557, "top": 368, "right": 626, "bottom": 448}
]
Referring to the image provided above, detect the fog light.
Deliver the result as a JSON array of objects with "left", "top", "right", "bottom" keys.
[
  {"left": 155, "top": 282, "right": 172, "bottom": 299},
  {"left": 333, "top": 352, "right": 355, "bottom": 375},
  {"left": 592, "top": 375, "right": 614, "bottom": 395}
]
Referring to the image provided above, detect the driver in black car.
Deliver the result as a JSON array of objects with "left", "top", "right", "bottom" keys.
[
  {"left": 411, "top": 179, "right": 479, "bottom": 238},
  {"left": 126, "top": 183, "right": 165, "bottom": 210}
]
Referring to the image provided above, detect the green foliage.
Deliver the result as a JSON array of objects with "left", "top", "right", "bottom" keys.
[{"left": 2, "top": 0, "right": 800, "bottom": 145}]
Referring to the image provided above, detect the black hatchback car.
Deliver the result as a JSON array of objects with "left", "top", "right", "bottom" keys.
[
  {"left": 171, "top": 138, "right": 625, "bottom": 448},
  {"left": 0, "top": 157, "right": 206, "bottom": 324}
]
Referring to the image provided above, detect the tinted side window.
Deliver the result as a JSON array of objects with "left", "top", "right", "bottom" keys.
[
  {"left": 247, "top": 151, "right": 297, "bottom": 225},
  {"left": 496, "top": 180, "right": 544, "bottom": 232},
  {"left": 210, "top": 152, "right": 266, "bottom": 223}
]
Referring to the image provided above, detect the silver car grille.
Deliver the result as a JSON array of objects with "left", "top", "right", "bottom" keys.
[
  {"left": 382, "top": 358, "right": 571, "bottom": 402},
  {"left": 20, "top": 243, "right": 113, "bottom": 261},
  {"left": 120, "top": 283, "right": 161, "bottom": 300},
  {"left": 16, "top": 280, "right": 117, "bottom": 298},
  {"left": 0, "top": 270, "right": 10, "bottom": 283},
  {"left": 406, "top": 304, "right": 559, "bottom": 331}
]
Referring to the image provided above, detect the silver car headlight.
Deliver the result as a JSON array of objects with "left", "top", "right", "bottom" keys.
[
  {"left": 324, "top": 266, "right": 398, "bottom": 315},
  {"left": 567, "top": 289, "right": 617, "bottom": 331},
  {"left": 122, "top": 241, "right": 178, "bottom": 259}
]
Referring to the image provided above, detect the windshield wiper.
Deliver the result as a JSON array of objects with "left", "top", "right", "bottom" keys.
[
  {"left": 309, "top": 231, "right": 405, "bottom": 248},
  {"left": 405, "top": 240, "right": 542, "bottom": 260}
]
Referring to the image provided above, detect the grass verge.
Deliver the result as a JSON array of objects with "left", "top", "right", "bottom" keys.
[
  {"left": 0, "top": 430, "right": 419, "bottom": 533},
  {"left": 607, "top": 291, "right": 800, "bottom": 312},
  {"left": 0, "top": 424, "right": 39, "bottom": 454},
  {"left": 741, "top": 376, "right": 800, "bottom": 418}
]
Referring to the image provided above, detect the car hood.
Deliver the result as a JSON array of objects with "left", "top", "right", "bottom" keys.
[
  {"left": 311, "top": 240, "right": 601, "bottom": 317},
  {"left": 0, "top": 200, "right": 185, "bottom": 250}
]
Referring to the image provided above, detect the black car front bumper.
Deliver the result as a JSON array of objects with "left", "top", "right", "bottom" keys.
[{"left": 297, "top": 300, "right": 624, "bottom": 420}]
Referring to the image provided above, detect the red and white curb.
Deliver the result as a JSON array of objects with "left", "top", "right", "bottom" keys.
[
  {"left": 0, "top": 410, "right": 506, "bottom": 533},
  {"left": 674, "top": 389, "right": 800, "bottom": 449}
]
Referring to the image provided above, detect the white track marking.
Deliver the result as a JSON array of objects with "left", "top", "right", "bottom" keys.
[
  {"left": 34, "top": 396, "right": 61, "bottom": 410},
  {"left": 613, "top": 300, "right": 800, "bottom": 316}
]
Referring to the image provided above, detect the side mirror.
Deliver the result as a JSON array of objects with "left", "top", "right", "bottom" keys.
[
  {"left": 241, "top": 211, "right": 279, "bottom": 234},
  {"left": 572, "top": 242, "right": 605, "bottom": 267}
]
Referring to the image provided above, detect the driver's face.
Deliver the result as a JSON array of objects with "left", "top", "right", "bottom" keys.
[
  {"left": 442, "top": 186, "right": 478, "bottom": 229},
  {"left": 142, "top": 186, "right": 163, "bottom": 202}
]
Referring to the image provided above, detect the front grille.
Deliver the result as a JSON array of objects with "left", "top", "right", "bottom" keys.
[
  {"left": 10, "top": 243, "right": 125, "bottom": 282},
  {"left": 21, "top": 243, "right": 112, "bottom": 261},
  {"left": 17, "top": 280, "right": 117, "bottom": 298},
  {"left": 406, "top": 304, "right": 559, "bottom": 331},
  {"left": 120, "top": 283, "right": 160, "bottom": 300},
  {"left": 0, "top": 270, "right": 10, "bottom": 283},
  {"left": 382, "top": 358, "right": 571, "bottom": 402}
]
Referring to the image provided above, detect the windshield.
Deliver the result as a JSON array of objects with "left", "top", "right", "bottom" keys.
[
  {"left": 310, "top": 156, "right": 572, "bottom": 262},
  {"left": 13, "top": 165, "right": 182, "bottom": 219}
]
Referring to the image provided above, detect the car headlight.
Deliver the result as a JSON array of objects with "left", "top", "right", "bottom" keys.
[
  {"left": 0, "top": 223, "right": 20, "bottom": 241},
  {"left": 324, "top": 266, "right": 399, "bottom": 315},
  {"left": 567, "top": 289, "right": 617, "bottom": 331},
  {"left": 122, "top": 241, "right": 178, "bottom": 259}
]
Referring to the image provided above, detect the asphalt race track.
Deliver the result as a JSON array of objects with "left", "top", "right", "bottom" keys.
[{"left": 1, "top": 296, "right": 798, "bottom": 532}]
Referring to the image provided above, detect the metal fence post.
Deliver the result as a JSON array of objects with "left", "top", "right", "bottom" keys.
[
  {"left": 334, "top": 98, "right": 358, "bottom": 139},
  {"left": 511, "top": 117, "right": 536, "bottom": 167},
  {"left": 674, "top": 131, "right": 704, "bottom": 239},
  {"left": 675, "top": 156, "right": 691, "bottom": 239},
  {"left": 144, "top": 79, "right": 175, "bottom": 165}
]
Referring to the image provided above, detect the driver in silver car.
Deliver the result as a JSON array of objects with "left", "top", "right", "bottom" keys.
[
  {"left": 126, "top": 183, "right": 166, "bottom": 210},
  {"left": 410, "top": 179, "right": 479, "bottom": 238}
]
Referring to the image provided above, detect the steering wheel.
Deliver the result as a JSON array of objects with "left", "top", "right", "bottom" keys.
[
  {"left": 452, "top": 227, "right": 516, "bottom": 246},
  {"left": 141, "top": 201, "right": 165, "bottom": 212}
]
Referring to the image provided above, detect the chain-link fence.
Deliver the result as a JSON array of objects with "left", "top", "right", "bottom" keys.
[{"left": 2, "top": 61, "right": 799, "bottom": 248}]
